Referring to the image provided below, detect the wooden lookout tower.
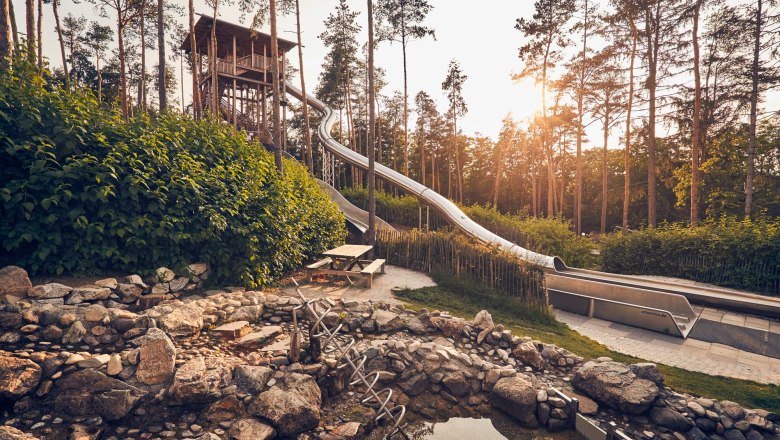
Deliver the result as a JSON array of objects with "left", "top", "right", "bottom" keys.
[{"left": 180, "top": 15, "right": 296, "bottom": 139}]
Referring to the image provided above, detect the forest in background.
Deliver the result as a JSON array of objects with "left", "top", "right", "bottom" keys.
[{"left": 0, "top": 0, "right": 777, "bottom": 234}]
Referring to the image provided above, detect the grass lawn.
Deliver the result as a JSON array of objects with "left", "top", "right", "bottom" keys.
[{"left": 395, "top": 285, "right": 780, "bottom": 413}]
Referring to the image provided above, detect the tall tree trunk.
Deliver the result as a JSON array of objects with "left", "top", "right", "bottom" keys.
[
  {"left": 623, "top": 21, "right": 637, "bottom": 230},
  {"left": 96, "top": 51, "right": 102, "bottom": 101},
  {"left": 645, "top": 3, "right": 658, "bottom": 227},
  {"left": 575, "top": 0, "right": 588, "bottom": 234},
  {"left": 188, "top": 0, "right": 201, "bottom": 117},
  {"left": 139, "top": 0, "right": 147, "bottom": 113},
  {"left": 35, "top": 0, "right": 40, "bottom": 71},
  {"left": 157, "top": 0, "right": 166, "bottom": 110},
  {"left": 8, "top": 0, "right": 16, "bottom": 48},
  {"left": 601, "top": 109, "right": 609, "bottom": 234},
  {"left": 493, "top": 145, "right": 503, "bottom": 209},
  {"left": 210, "top": 2, "right": 218, "bottom": 117},
  {"left": 402, "top": 29, "right": 409, "bottom": 176},
  {"left": 0, "top": 0, "right": 12, "bottom": 67},
  {"left": 118, "top": 20, "right": 128, "bottom": 117},
  {"left": 690, "top": 0, "right": 702, "bottom": 225},
  {"left": 52, "top": 0, "right": 68, "bottom": 88},
  {"left": 269, "top": 0, "right": 283, "bottom": 175},
  {"left": 541, "top": 51, "right": 553, "bottom": 218},
  {"left": 367, "top": 0, "right": 376, "bottom": 248},
  {"left": 25, "top": 0, "right": 34, "bottom": 64},
  {"left": 295, "top": 0, "right": 313, "bottom": 173},
  {"left": 745, "top": 0, "right": 761, "bottom": 216}
]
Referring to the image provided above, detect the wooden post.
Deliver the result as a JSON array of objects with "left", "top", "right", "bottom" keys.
[
  {"left": 232, "top": 36, "right": 237, "bottom": 127},
  {"left": 282, "top": 51, "right": 287, "bottom": 151}
]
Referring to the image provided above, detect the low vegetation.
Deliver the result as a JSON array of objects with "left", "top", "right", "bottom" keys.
[
  {"left": 0, "top": 60, "right": 346, "bottom": 286},
  {"left": 601, "top": 217, "right": 780, "bottom": 295},
  {"left": 396, "top": 284, "right": 780, "bottom": 412}
]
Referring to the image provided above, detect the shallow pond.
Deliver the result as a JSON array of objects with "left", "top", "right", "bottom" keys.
[{"left": 403, "top": 410, "right": 582, "bottom": 440}]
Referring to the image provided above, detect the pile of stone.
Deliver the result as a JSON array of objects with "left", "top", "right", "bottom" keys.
[
  {"left": 0, "top": 271, "right": 778, "bottom": 440},
  {"left": 0, "top": 264, "right": 210, "bottom": 309}
]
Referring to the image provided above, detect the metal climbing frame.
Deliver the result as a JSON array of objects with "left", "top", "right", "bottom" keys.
[{"left": 291, "top": 279, "right": 408, "bottom": 440}]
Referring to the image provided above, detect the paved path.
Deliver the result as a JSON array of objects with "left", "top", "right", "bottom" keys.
[
  {"left": 556, "top": 309, "right": 780, "bottom": 385},
  {"left": 282, "top": 265, "right": 436, "bottom": 305}
]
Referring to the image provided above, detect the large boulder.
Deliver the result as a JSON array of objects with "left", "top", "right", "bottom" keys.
[
  {"left": 430, "top": 316, "right": 467, "bottom": 339},
  {"left": 27, "top": 283, "right": 71, "bottom": 299},
  {"left": 373, "top": 309, "right": 404, "bottom": 332},
  {"left": 442, "top": 371, "right": 470, "bottom": 397},
  {"left": 61, "top": 321, "right": 87, "bottom": 345},
  {"left": 53, "top": 369, "right": 145, "bottom": 420},
  {"left": 250, "top": 373, "right": 322, "bottom": 437},
  {"left": 168, "top": 357, "right": 232, "bottom": 405},
  {"left": 573, "top": 360, "right": 659, "bottom": 415},
  {"left": 0, "top": 266, "right": 32, "bottom": 299},
  {"left": 513, "top": 341, "right": 545, "bottom": 370},
  {"left": 134, "top": 328, "right": 176, "bottom": 385},
  {"left": 233, "top": 365, "right": 273, "bottom": 394},
  {"left": 158, "top": 304, "right": 204, "bottom": 338},
  {"left": 490, "top": 374, "right": 538, "bottom": 427},
  {"left": 473, "top": 310, "right": 495, "bottom": 330},
  {"left": 0, "top": 356, "right": 41, "bottom": 400},
  {"left": 65, "top": 286, "right": 111, "bottom": 304}
]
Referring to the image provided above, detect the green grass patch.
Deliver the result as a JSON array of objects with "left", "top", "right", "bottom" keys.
[{"left": 395, "top": 285, "right": 780, "bottom": 412}]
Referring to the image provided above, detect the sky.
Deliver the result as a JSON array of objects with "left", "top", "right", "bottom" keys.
[{"left": 10, "top": 0, "right": 779, "bottom": 148}]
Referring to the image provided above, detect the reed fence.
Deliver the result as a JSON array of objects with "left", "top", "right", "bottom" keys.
[{"left": 375, "top": 229, "right": 548, "bottom": 307}]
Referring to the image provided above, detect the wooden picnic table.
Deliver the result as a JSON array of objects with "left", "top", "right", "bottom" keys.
[
  {"left": 306, "top": 245, "right": 386, "bottom": 287},
  {"left": 322, "top": 244, "right": 373, "bottom": 271}
]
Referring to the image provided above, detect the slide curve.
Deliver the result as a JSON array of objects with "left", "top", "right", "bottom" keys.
[{"left": 285, "top": 81, "right": 563, "bottom": 271}]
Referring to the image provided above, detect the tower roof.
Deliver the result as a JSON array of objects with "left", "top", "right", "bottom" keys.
[{"left": 180, "top": 14, "right": 297, "bottom": 56}]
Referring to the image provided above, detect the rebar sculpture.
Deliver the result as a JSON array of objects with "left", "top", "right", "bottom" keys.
[{"left": 291, "top": 278, "right": 408, "bottom": 440}]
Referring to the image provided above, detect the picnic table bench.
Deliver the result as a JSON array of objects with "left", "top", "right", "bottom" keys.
[{"left": 306, "top": 245, "right": 386, "bottom": 287}]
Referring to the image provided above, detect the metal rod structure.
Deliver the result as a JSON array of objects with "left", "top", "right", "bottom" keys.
[{"left": 291, "top": 279, "right": 408, "bottom": 439}]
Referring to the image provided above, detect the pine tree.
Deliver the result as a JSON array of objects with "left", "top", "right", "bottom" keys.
[
  {"left": 0, "top": 0, "right": 11, "bottom": 67},
  {"left": 442, "top": 59, "right": 468, "bottom": 203}
]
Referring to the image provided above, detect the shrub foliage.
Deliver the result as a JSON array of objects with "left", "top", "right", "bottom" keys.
[
  {"left": 0, "top": 61, "right": 346, "bottom": 286},
  {"left": 600, "top": 217, "right": 780, "bottom": 295}
]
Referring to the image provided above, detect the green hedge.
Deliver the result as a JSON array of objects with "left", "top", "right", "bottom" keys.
[
  {"left": 600, "top": 218, "right": 780, "bottom": 295},
  {"left": 0, "top": 60, "right": 346, "bottom": 286},
  {"left": 461, "top": 205, "right": 599, "bottom": 269},
  {"left": 340, "top": 187, "right": 448, "bottom": 228}
]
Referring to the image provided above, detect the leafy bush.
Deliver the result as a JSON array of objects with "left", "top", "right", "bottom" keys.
[
  {"left": 600, "top": 217, "right": 780, "bottom": 295},
  {"left": 341, "top": 187, "right": 428, "bottom": 227},
  {"left": 0, "top": 60, "right": 346, "bottom": 286}
]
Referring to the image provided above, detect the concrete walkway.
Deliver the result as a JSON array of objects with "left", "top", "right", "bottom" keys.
[
  {"left": 555, "top": 309, "right": 780, "bottom": 385},
  {"left": 282, "top": 265, "right": 436, "bottom": 305}
]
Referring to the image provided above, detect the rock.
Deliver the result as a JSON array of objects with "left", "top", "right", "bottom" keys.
[
  {"left": 233, "top": 365, "right": 273, "bottom": 394},
  {"left": 116, "top": 284, "right": 143, "bottom": 303},
  {"left": 399, "top": 372, "right": 428, "bottom": 397},
  {"left": 0, "top": 355, "right": 42, "bottom": 400},
  {"left": 168, "top": 277, "right": 189, "bottom": 292},
  {"left": 228, "top": 419, "right": 275, "bottom": 440},
  {"left": 42, "top": 325, "right": 63, "bottom": 341},
  {"left": 213, "top": 321, "right": 251, "bottom": 339},
  {"left": 61, "top": 321, "right": 87, "bottom": 345},
  {"left": 572, "top": 360, "right": 659, "bottom": 415},
  {"left": 236, "top": 326, "right": 282, "bottom": 347},
  {"left": 0, "top": 311, "right": 22, "bottom": 329},
  {"left": 27, "top": 283, "right": 71, "bottom": 299},
  {"left": 373, "top": 309, "right": 403, "bottom": 332},
  {"left": 0, "top": 426, "right": 38, "bottom": 439},
  {"left": 430, "top": 316, "right": 467, "bottom": 339},
  {"left": 649, "top": 407, "right": 693, "bottom": 432},
  {"left": 168, "top": 357, "right": 230, "bottom": 405},
  {"left": 107, "top": 355, "right": 123, "bottom": 376},
  {"left": 94, "top": 278, "right": 118, "bottom": 289},
  {"left": 249, "top": 373, "right": 322, "bottom": 437},
  {"left": 687, "top": 401, "right": 707, "bottom": 418},
  {"left": 83, "top": 305, "right": 108, "bottom": 322},
  {"left": 630, "top": 363, "right": 664, "bottom": 385},
  {"left": 513, "top": 341, "right": 545, "bottom": 370},
  {"left": 745, "top": 413, "right": 773, "bottom": 432},
  {"left": 687, "top": 427, "right": 708, "bottom": 440},
  {"left": 229, "top": 305, "right": 265, "bottom": 322},
  {"left": 560, "top": 390, "right": 598, "bottom": 416},
  {"left": 724, "top": 429, "right": 747, "bottom": 440},
  {"left": 473, "top": 310, "right": 495, "bottom": 330},
  {"left": 322, "top": 422, "right": 363, "bottom": 440},
  {"left": 442, "top": 371, "right": 470, "bottom": 397},
  {"left": 66, "top": 286, "right": 111, "bottom": 304},
  {"left": 187, "top": 263, "right": 209, "bottom": 277},
  {"left": 718, "top": 401, "right": 746, "bottom": 421},
  {"left": 135, "top": 328, "right": 176, "bottom": 385},
  {"left": 53, "top": 369, "right": 145, "bottom": 420},
  {"left": 490, "top": 374, "right": 538, "bottom": 427},
  {"left": 158, "top": 304, "right": 204, "bottom": 337},
  {"left": 150, "top": 284, "right": 169, "bottom": 295},
  {"left": 0, "top": 266, "right": 32, "bottom": 298},
  {"left": 155, "top": 267, "right": 176, "bottom": 283}
]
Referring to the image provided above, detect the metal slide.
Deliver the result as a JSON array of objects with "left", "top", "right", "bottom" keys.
[
  {"left": 285, "top": 81, "right": 780, "bottom": 337},
  {"left": 315, "top": 180, "right": 396, "bottom": 234}
]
